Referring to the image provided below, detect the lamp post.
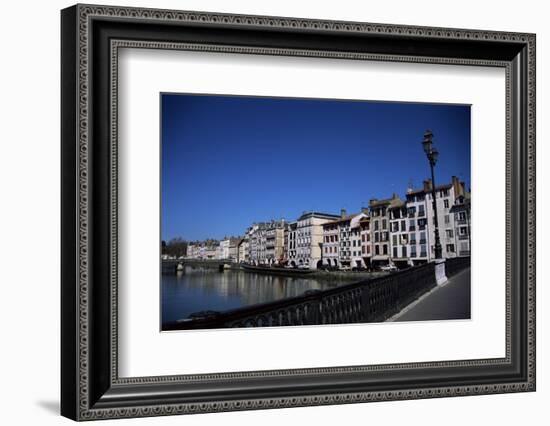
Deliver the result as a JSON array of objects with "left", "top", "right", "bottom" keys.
[{"left": 422, "top": 130, "right": 443, "bottom": 260}]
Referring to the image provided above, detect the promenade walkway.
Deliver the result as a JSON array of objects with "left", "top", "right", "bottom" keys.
[{"left": 391, "top": 267, "right": 471, "bottom": 322}]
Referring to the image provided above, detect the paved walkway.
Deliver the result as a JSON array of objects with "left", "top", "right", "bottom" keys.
[{"left": 392, "top": 267, "right": 471, "bottom": 322}]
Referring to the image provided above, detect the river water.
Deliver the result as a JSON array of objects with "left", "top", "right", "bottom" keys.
[{"left": 161, "top": 266, "right": 351, "bottom": 325}]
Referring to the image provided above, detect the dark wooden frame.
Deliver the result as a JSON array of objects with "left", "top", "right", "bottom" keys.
[{"left": 61, "top": 4, "right": 536, "bottom": 421}]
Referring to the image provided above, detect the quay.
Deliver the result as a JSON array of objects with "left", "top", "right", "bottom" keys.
[
  {"left": 162, "top": 258, "right": 231, "bottom": 273},
  {"left": 162, "top": 258, "right": 389, "bottom": 281}
]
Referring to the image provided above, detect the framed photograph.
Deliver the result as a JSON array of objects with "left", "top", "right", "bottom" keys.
[{"left": 61, "top": 4, "right": 536, "bottom": 421}]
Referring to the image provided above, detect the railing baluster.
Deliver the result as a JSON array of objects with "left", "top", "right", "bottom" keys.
[{"left": 166, "top": 259, "right": 471, "bottom": 330}]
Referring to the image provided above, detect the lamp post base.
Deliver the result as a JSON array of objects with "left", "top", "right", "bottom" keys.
[{"left": 435, "top": 258, "right": 448, "bottom": 285}]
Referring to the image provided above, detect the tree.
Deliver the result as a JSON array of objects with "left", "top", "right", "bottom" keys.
[{"left": 162, "top": 237, "right": 188, "bottom": 258}]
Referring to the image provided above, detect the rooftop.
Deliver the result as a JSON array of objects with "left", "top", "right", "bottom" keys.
[
  {"left": 297, "top": 211, "right": 341, "bottom": 221},
  {"left": 323, "top": 212, "right": 367, "bottom": 226},
  {"left": 406, "top": 183, "right": 452, "bottom": 196},
  {"left": 369, "top": 193, "right": 403, "bottom": 209}
]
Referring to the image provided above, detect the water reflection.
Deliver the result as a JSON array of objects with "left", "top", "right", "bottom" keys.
[{"left": 161, "top": 266, "right": 344, "bottom": 324}]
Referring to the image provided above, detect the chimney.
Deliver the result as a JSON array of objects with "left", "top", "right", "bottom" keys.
[
  {"left": 406, "top": 179, "right": 414, "bottom": 194},
  {"left": 340, "top": 208, "right": 347, "bottom": 218},
  {"left": 423, "top": 179, "right": 432, "bottom": 192},
  {"left": 451, "top": 176, "right": 463, "bottom": 196}
]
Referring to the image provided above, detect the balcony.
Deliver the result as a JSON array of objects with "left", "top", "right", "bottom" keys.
[
  {"left": 458, "top": 234, "right": 469, "bottom": 240},
  {"left": 459, "top": 250, "right": 471, "bottom": 256},
  {"left": 457, "top": 218, "right": 468, "bottom": 225}
]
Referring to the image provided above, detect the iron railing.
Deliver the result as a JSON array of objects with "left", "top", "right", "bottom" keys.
[
  {"left": 445, "top": 256, "right": 471, "bottom": 277},
  {"left": 164, "top": 259, "right": 470, "bottom": 330}
]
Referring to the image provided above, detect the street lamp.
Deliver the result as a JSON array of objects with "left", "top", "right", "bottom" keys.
[{"left": 422, "top": 130, "right": 443, "bottom": 259}]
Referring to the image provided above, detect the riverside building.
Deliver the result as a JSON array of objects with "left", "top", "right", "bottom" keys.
[
  {"left": 248, "top": 220, "right": 287, "bottom": 265},
  {"left": 369, "top": 194, "right": 402, "bottom": 269},
  {"left": 294, "top": 211, "right": 340, "bottom": 269},
  {"left": 322, "top": 209, "right": 368, "bottom": 268},
  {"left": 405, "top": 176, "right": 468, "bottom": 263}
]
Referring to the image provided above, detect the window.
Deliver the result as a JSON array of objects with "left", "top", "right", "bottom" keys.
[
  {"left": 383, "top": 244, "right": 388, "bottom": 255},
  {"left": 418, "top": 218, "right": 427, "bottom": 229},
  {"left": 446, "top": 229, "right": 454, "bottom": 238},
  {"left": 375, "top": 232, "right": 379, "bottom": 243},
  {"left": 409, "top": 219, "right": 416, "bottom": 231},
  {"left": 418, "top": 205, "right": 425, "bottom": 217},
  {"left": 444, "top": 214, "right": 450, "bottom": 224},
  {"left": 402, "top": 246, "right": 407, "bottom": 257},
  {"left": 420, "top": 245, "right": 427, "bottom": 257},
  {"left": 407, "top": 206, "right": 416, "bottom": 217},
  {"left": 392, "top": 235, "right": 397, "bottom": 246},
  {"left": 410, "top": 232, "right": 416, "bottom": 244},
  {"left": 361, "top": 234, "right": 365, "bottom": 242},
  {"left": 420, "top": 231, "right": 426, "bottom": 244},
  {"left": 375, "top": 245, "right": 380, "bottom": 255},
  {"left": 393, "top": 247, "right": 398, "bottom": 258},
  {"left": 362, "top": 246, "right": 365, "bottom": 254},
  {"left": 444, "top": 199, "right": 450, "bottom": 208},
  {"left": 374, "top": 221, "right": 379, "bottom": 231},
  {"left": 411, "top": 246, "right": 417, "bottom": 257},
  {"left": 382, "top": 219, "right": 387, "bottom": 230},
  {"left": 401, "top": 220, "right": 406, "bottom": 231},
  {"left": 446, "top": 244, "right": 455, "bottom": 253},
  {"left": 459, "top": 227, "right": 468, "bottom": 235}
]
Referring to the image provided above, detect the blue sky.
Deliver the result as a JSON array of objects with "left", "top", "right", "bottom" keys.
[{"left": 161, "top": 94, "right": 470, "bottom": 241}]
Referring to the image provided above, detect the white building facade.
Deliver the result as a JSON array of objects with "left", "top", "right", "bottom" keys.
[
  {"left": 247, "top": 220, "right": 287, "bottom": 265},
  {"left": 406, "top": 176, "right": 467, "bottom": 263},
  {"left": 294, "top": 212, "right": 340, "bottom": 269},
  {"left": 322, "top": 209, "right": 368, "bottom": 268}
]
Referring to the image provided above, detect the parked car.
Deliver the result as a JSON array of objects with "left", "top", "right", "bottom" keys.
[{"left": 379, "top": 264, "right": 398, "bottom": 272}]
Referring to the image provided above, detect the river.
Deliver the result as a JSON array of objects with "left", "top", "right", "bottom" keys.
[{"left": 162, "top": 265, "right": 356, "bottom": 325}]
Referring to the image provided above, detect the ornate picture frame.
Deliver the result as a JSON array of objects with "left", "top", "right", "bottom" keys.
[{"left": 61, "top": 4, "right": 535, "bottom": 421}]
